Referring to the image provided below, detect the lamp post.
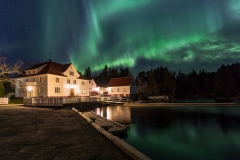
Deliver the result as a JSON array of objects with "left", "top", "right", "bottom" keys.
[{"left": 28, "top": 86, "right": 32, "bottom": 97}]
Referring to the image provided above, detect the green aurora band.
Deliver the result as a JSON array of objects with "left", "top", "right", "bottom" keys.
[{"left": 42, "top": 0, "right": 240, "bottom": 74}]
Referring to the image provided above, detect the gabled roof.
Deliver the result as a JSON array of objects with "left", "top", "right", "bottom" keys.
[
  {"left": 37, "top": 61, "right": 71, "bottom": 76},
  {"left": 78, "top": 73, "right": 89, "bottom": 80},
  {"left": 107, "top": 77, "right": 134, "bottom": 87},
  {"left": 27, "top": 62, "right": 48, "bottom": 70},
  {"left": 17, "top": 60, "right": 72, "bottom": 77},
  {"left": 94, "top": 78, "right": 109, "bottom": 87}
]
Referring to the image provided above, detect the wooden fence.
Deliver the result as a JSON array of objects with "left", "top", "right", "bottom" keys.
[
  {"left": 23, "top": 96, "right": 129, "bottom": 106},
  {"left": 23, "top": 97, "right": 98, "bottom": 106}
]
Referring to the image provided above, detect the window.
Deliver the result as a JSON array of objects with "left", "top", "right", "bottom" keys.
[
  {"left": 39, "top": 77, "right": 42, "bottom": 82},
  {"left": 33, "top": 78, "right": 35, "bottom": 82},
  {"left": 111, "top": 88, "right": 114, "bottom": 92},
  {"left": 39, "top": 87, "right": 43, "bottom": 93},
  {"left": 20, "top": 88, "right": 26, "bottom": 93},
  {"left": 67, "top": 79, "right": 70, "bottom": 84},
  {"left": 26, "top": 79, "right": 28, "bottom": 82},
  {"left": 56, "top": 77, "right": 59, "bottom": 83},
  {"left": 82, "top": 81, "right": 84, "bottom": 85},
  {"left": 73, "top": 80, "right": 76, "bottom": 84},
  {"left": 70, "top": 71, "right": 74, "bottom": 76},
  {"left": 117, "top": 88, "right": 120, "bottom": 92},
  {"left": 55, "top": 87, "right": 60, "bottom": 93},
  {"left": 123, "top": 88, "right": 126, "bottom": 92},
  {"left": 82, "top": 89, "right": 85, "bottom": 94},
  {"left": 33, "top": 70, "right": 35, "bottom": 74}
]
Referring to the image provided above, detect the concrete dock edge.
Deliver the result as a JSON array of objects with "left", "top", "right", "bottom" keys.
[{"left": 72, "top": 108, "right": 151, "bottom": 160}]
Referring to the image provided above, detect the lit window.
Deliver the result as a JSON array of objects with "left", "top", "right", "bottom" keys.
[
  {"left": 70, "top": 71, "right": 74, "bottom": 76},
  {"left": 82, "top": 89, "right": 85, "bottom": 94},
  {"left": 111, "top": 88, "right": 114, "bottom": 92},
  {"left": 56, "top": 78, "right": 59, "bottom": 83},
  {"left": 117, "top": 88, "right": 120, "bottom": 92}
]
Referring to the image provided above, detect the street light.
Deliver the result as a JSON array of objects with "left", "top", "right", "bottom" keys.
[{"left": 28, "top": 86, "right": 32, "bottom": 97}]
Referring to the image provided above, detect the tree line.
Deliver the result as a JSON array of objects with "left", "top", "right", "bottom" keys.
[
  {"left": 84, "top": 62, "right": 240, "bottom": 100},
  {"left": 83, "top": 65, "right": 132, "bottom": 86},
  {"left": 1, "top": 54, "right": 239, "bottom": 100}
]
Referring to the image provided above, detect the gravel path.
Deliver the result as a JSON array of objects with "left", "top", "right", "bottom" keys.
[{"left": 0, "top": 105, "right": 131, "bottom": 160}]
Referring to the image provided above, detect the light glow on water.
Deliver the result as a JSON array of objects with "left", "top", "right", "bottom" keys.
[{"left": 94, "top": 105, "right": 240, "bottom": 159}]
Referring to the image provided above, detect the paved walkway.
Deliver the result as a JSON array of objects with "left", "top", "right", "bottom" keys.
[{"left": 0, "top": 105, "right": 131, "bottom": 160}]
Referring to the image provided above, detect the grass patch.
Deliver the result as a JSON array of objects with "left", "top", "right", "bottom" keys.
[{"left": 9, "top": 98, "right": 23, "bottom": 104}]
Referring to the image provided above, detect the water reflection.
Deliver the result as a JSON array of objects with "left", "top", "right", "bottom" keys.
[
  {"left": 125, "top": 106, "right": 240, "bottom": 160},
  {"left": 94, "top": 106, "right": 131, "bottom": 124},
  {"left": 93, "top": 105, "right": 240, "bottom": 160}
]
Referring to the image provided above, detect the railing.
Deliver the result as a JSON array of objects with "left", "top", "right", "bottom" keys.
[
  {"left": 23, "top": 97, "right": 98, "bottom": 106},
  {"left": 98, "top": 97, "right": 130, "bottom": 103},
  {"left": 63, "top": 97, "right": 97, "bottom": 104},
  {"left": 19, "top": 82, "right": 37, "bottom": 86},
  {"left": 24, "top": 97, "right": 63, "bottom": 106}
]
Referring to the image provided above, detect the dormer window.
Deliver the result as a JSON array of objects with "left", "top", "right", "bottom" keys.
[{"left": 70, "top": 71, "right": 74, "bottom": 76}]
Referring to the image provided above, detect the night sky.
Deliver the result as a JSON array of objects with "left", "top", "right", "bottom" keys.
[{"left": 1, "top": 0, "right": 240, "bottom": 75}]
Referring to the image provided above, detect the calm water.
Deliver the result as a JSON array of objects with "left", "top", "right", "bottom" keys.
[{"left": 93, "top": 104, "right": 240, "bottom": 160}]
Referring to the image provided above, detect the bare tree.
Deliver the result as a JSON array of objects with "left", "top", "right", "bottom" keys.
[{"left": 0, "top": 55, "right": 23, "bottom": 88}]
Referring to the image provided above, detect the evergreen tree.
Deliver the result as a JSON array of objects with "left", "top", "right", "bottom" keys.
[
  {"left": 214, "top": 65, "right": 237, "bottom": 99},
  {"left": 84, "top": 67, "right": 92, "bottom": 79},
  {"left": 0, "top": 84, "right": 4, "bottom": 97}
]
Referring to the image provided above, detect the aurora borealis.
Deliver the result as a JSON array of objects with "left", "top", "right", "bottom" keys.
[{"left": 1, "top": 0, "right": 240, "bottom": 75}]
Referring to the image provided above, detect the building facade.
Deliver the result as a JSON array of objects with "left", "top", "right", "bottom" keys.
[
  {"left": 14, "top": 60, "right": 89, "bottom": 97},
  {"left": 107, "top": 77, "right": 137, "bottom": 99}
]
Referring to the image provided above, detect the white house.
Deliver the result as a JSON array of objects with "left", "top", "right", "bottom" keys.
[
  {"left": 14, "top": 60, "right": 89, "bottom": 97},
  {"left": 89, "top": 79, "right": 108, "bottom": 96},
  {"left": 107, "top": 77, "right": 137, "bottom": 99},
  {"left": 89, "top": 79, "right": 98, "bottom": 95}
]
